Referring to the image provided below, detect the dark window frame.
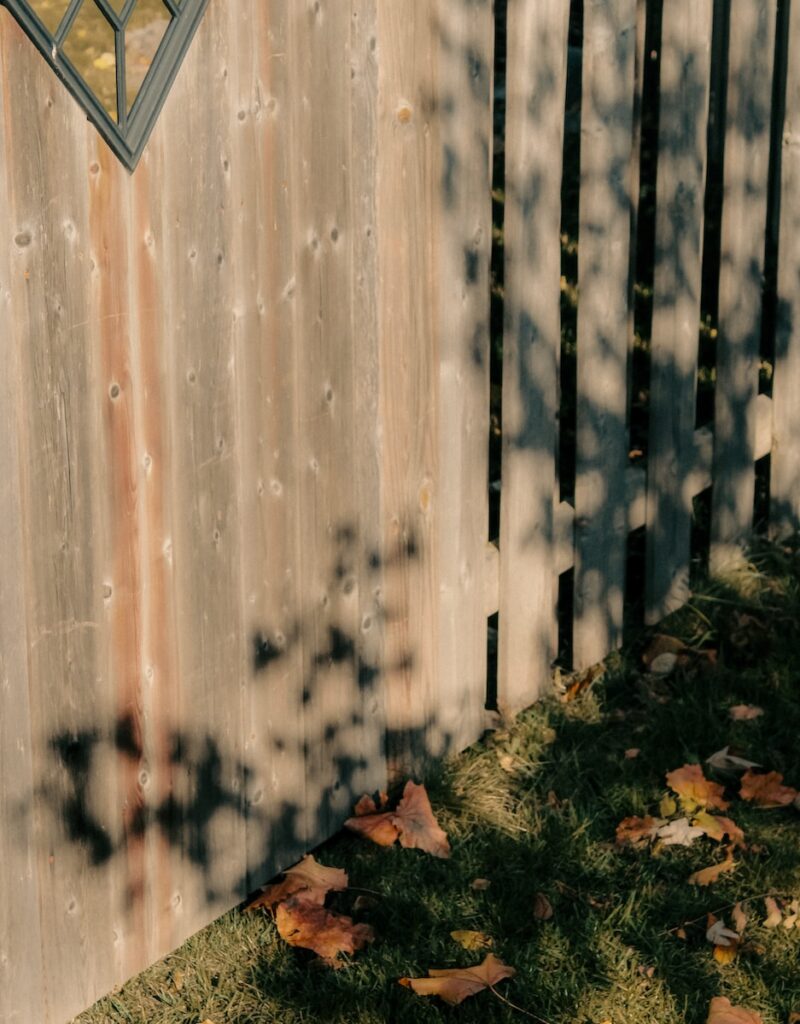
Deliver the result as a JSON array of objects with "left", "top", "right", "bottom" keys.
[{"left": 3, "top": 0, "right": 210, "bottom": 170}]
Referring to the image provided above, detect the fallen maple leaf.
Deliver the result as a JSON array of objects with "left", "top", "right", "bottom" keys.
[
  {"left": 657, "top": 817, "right": 705, "bottom": 847},
  {"left": 689, "top": 850, "right": 737, "bottom": 886},
  {"left": 729, "top": 704, "right": 764, "bottom": 721},
  {"left": 345, "top": 781, "right": 451, "bottom": 858},
  {"left": 399, "top": 953, "right": 515, "bottom": 1006},
  {"left": 783, "top": 898, "right": 799, "bottom": 929},
  {"left": 667, "top": 764, "right": 730, "bottom": 813},
  {"left": 706, "top": 746, "right": 761, "bottom": 773},
  {"left": 706, "top": 996, "right": 763, "bottom": 1024},
  {"left": 740, "top": 770, "right": 798, "bottom": 807},
  {"left": 247, "top": 855, "right": 348, "bottom": 912},
  {"left": 450, "top": 930, "right": 493, "bottom": 951},
  {"left": 616, "top": 815, "right": 664, "bottom": 846},
  {"left": 276, "top": 897, "right": 375, "bottom": 964},
  {"left": 692, "top": 812, "right": 745, "bottom": 847}
]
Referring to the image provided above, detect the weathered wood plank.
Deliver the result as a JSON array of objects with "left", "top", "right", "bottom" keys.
[
  {"left": 0, "top": 26, "right": 46, "bottom": 1020},
  {"left": 573, "top": 0, "right": 637, "bottom": 669},
  {"left": 432, "top": 0, "right": 494, "bottom": 750},
  {"left": 498, "top": 0, "right": 570, "bottom": 712},
  {"left": 376, "top": 1, "right": 441, "bottom": 772},
  {"left": 644, "top": 0, "right": 714, "bottom": 622},
  {"left": 710, "top": 0, "right": 776, "bottom": 570},
  {"left": 771, "top": 0, "right": 800, "bottom": 537},
  {"left": 151, "top": 0, "right": 249, "bottom": 922}
]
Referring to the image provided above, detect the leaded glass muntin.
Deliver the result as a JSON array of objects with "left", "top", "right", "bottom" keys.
[{"left": 3, "top": 0, "right": 210, "bottom": 169}]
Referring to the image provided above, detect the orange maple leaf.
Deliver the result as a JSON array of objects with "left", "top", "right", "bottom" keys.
[
  {"left": 739, "top": 769, "right": 798, "bottom": 807},
  {"left": 247, "top": 855, "right": 348, "bottom": 912},
  {"left": 275, "top": 896, "right": 375, "bottom": 964},
  {"left": 615, "top": 815, "right": 663, "bottom": 846},
  {"left": 706, "top": 995, "right": 763, "bottom": 1024},
  {"left": 399, "top": 953, "right": 515, "bottom": 1005},
  {"left": 666, "top": 763, "right": 730, "bottom": 812},
  {"left": 345, "top": 781, "right": 451, "bottom": 858}
]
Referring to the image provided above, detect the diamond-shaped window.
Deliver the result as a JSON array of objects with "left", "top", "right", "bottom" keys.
[{"left": 5, "top": 0, "right": 210, "bottom": 169}]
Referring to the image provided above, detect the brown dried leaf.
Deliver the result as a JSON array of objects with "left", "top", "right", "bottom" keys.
[
  {"left": 399, "top": 953, "right": 515, "bottom": 1006},
  {"left": 533, "top": 892, "right": 554, "bottom": 921},
  {"left": 393, "top": 781, "right": 451, "bottom": 858},
  {"left": 624, "top": 748, "right": 641, "bottom": 759},
  {"left": 450, "top": 930, "right": 493, "bottom": 951},
  {"left": 689, "top": 850, "right": 737, "bottom": 886},
  {"left": 615, "top": 815, "right": 664, "bottom": 847},
  {"left": 276, "top": 897, "right": 375, "bottom": 963},
  {"left": 706, "top": 996, "right": 763, "bottom": 1024},
  {"left": 471, "top": 878, "right": 491, "bottom": 891},
  {"left": 732, "top": 902, "right": 748, "bottom": 935},
  {"left": 763, "top": 896, "right": 783, "bottom": 928},
  {"left": 666, "top": 764, "right": 730, "bottom": 813},
  {"left": 247, "top": 854, "right": 348, "bottom": 912},
  {"left": 643, "top": 634, "right": 687, "bottom": 667},
  {"left": 345, "top": 781, "right": 450, "bottom": 857},
  {"left": 729, "top": 704, "right": 764, "bottom": 721},
  {"left": 740, "top": 770, "right": 799, "bottom": 807}
]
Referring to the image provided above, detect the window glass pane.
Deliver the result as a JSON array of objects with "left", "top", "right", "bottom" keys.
[
  {"left": 126, "top": 0, "right": 171, "bottom": 113},
  {"left": 28, "top": 0, "right": 71, "bottom": 36},
  {"left": 61, "top": 1, "right": 118, "bottom": 121}
]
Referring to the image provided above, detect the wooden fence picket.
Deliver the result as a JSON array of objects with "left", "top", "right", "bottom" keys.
[
  {"left": 645, "top": 0, "right": 714, "bottom": 622},
  {"left": 498, "top": 0, "right": 570, "bottom": 713},
  {"left": 573, "top": 0, "right": 638, "bottom": 669},
  {"left": 772, "top": 0, "right": 800, "bottom": 538},
  {"left": 711, "top": 0, "right": 777, "bottom": 571}
]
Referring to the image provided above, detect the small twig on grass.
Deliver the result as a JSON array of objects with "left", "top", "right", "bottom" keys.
[
  {"left": 666, "top": 891, "right": 791, "bottom": 935},
  {"left": 489, "top": 985, "right": 552, "bottom": 1023}
]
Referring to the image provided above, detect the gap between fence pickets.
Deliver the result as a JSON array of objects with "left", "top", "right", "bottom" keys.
[{"left": 484, "top": 392, "right": 773, "bottom": 616}]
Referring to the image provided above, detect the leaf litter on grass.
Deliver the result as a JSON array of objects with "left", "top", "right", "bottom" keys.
[{"left": 73, "top": 538, "right": 800, "bottom": 1024}]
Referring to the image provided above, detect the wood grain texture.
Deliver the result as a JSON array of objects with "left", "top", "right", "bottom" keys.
[
  {"left": 573, "top": 0, "right": 637, "bottom": 669},
  {"left": 644, "top": 0, "right": 713, "bottom": 622},
  {"left": 0, "top": 30, "right": 46, "bottom": 1020},
  {"left": 498, "top": 0, "right": 570, "bottom": 712},
  {"left": 710, "top": 0, "right": 776, "bottom": 571},
  {"left": 771, "top": 0, "right": 800, "bottom": 537}
]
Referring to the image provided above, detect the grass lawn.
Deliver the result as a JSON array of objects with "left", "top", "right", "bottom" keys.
[{"left": 74, "top": 539, "right": 800, "bottom": 1024}]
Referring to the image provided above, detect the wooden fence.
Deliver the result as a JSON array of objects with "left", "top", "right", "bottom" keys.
[{"left": 1, "top": 1, "right": 798, "bottom": 1021}]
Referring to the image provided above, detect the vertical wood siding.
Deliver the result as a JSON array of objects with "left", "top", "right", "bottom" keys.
[{"left": 2, "top": 2, "right": 798, "bottom": 1021}]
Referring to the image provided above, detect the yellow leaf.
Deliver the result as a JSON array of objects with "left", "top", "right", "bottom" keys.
[
  {"left": 659, "top": 793, "right": 677, "bottom": 817},
  {"left": 667, "top": 764, "right": 729, "bottom": 813},
  {"left": 450, "top": 930, "right": 493, "bottom": 951},
  {"left": 713, "top": 943, "right": 738, "bottom": 965},
  {"left": 93, "top": 52, "right": 115, "bottom": 70}
]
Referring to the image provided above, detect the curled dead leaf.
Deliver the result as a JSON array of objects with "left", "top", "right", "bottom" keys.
[
  {"left": 275, "top": 896, "right": 375, "bottom": 964},
  {"left": 688, "top": 850, "right": 737, "bottom": 886},
  {"left": 729, "top": 704, "right": 764, "bottom": 721},
  {"left": 740, "top": 770, "right": 798, "bottom": 808},
  {"left": 450, "top": 930, "right": 493, "bottom": 951},
  {"left": 616, "top": 815, "right": 664, "bottom": 847},
  {"left": 533, "top": 892, "right": 554, "bottom": 921},
  {"left": 399, "top": 953, "right": 515, "bottom": 1006},
  {"left": 763, "top": 896, "right": 783, "bottom": 928},
  {"left": 706, "top": 746, "right": 761, "bottom": 773},
  {"left": 657, "top": 817, "right": 705, "bottom": 847},
  {"left": 706, "top": 914, "right": 739, "bottom": 947},
  {"left": 247, "top": 854, "right": 348, "bottom": 912},
  {"left": 666, "top": 763, "right": 730, "bottom": 813},
  {"left": 345, "top": 781, "right": 451, "bottom": 858},
  {"left": 706, "top": 996, "right": 763, "bottom": 1024}
]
